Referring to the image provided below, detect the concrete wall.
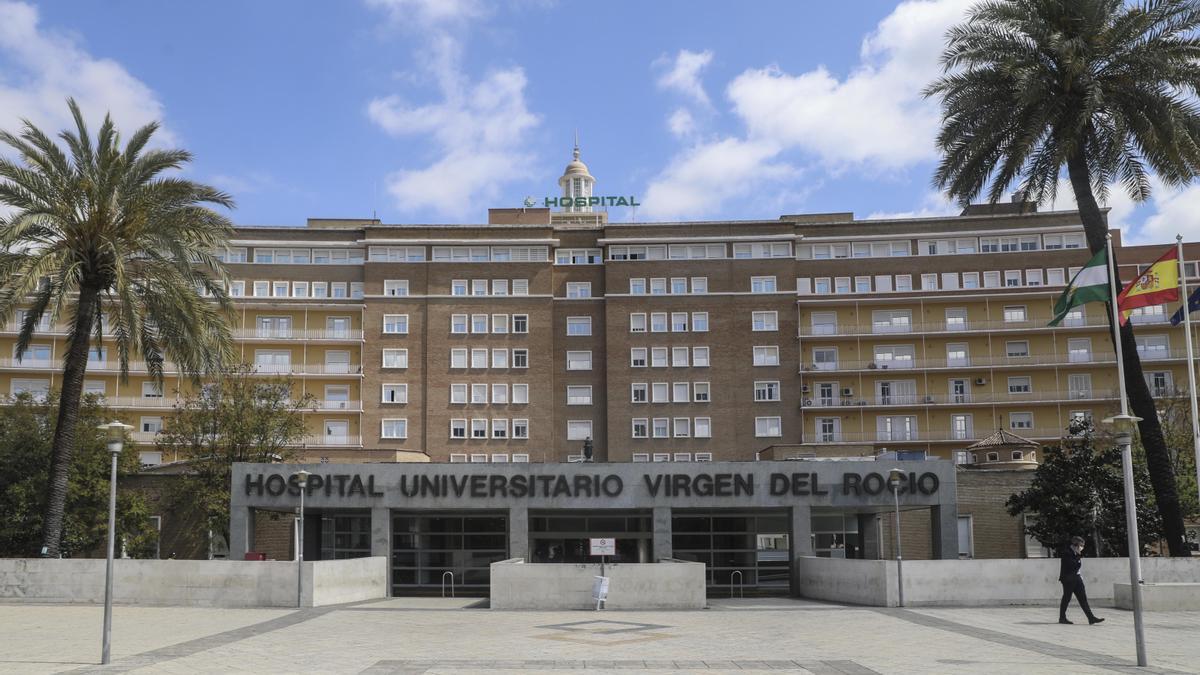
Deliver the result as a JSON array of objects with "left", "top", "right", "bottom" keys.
[
  {"left": 490, "top": 559, "right": 706, "bottom": 610},
  {"left": 796, "top": 556, "right": 1200, "bottom": 607},
  {"left": 0, "top": 557, "right": 387, "bottom": 608},
  {"left": 1114, "top": 583, "right": 1200, "bottom": 611}
]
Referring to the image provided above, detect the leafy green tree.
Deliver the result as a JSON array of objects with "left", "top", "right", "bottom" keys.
[
  {"left": 0, "top": 99, "right": 236, "bottom": 556},
  {"left": 1008, "top": 419, "right": 1162, "bottom": 556},
  {"left": 157, "top": 366, "right": 313, "bottom": 550},
  {"left": 1138, "top": 392, "right": 1199, "bottom": 543},
  {"left": 926, "top": 0, "right": 1200, "bottom": 556},
  {"left": 0, "top": 392, "right": 157, "bottom": 558}
]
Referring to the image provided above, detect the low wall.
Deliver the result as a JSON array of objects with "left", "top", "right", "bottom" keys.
[
  {"left": 0, "top": 557, "right": 388, "bottom": 608},
  {"left": 1115, "top": 582, "right": 1200, "bottom": 611},
  {"left": 490, "top": 559, "right": 706, "bottom": 610},
  {"left": 796, "top": 556, "right": 1200, "bottom": 607}
]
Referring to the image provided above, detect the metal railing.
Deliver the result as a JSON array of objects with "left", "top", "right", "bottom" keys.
[
  {"left": 803, "top": 427, "right": 1079, "bottom": 444},
  {"left": 801, "top": 389, "right": 1119, "bottom": 408},
  {"left": 442, "top": 571, "right": 455, "bottom": 598},
  {"left": 798, "top": 314, "right": 1116, "bottom": 337},
  {"left": 234, "top": 329, "right": 363, "bottom": 340},
  {"left": 800, "top": 349, "right": 1189, "bottom": 373}
]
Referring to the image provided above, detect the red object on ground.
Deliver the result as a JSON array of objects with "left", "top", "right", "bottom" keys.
[{"left": 243, "top": 552, "right": 266, "bottom": 561}]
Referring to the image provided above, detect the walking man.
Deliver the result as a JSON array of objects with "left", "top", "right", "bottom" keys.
[{"left": 1059, "top": 535, "right": 1104, "bottom": 625}]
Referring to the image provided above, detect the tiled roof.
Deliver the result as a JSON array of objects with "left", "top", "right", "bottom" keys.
[{"left": 966, "top": 429, "right": 1041, "bottom": 450}]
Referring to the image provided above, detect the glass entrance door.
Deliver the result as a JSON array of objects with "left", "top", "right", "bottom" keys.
[{"left": 529, "top": 510, "right": 651, "bottom": 564}]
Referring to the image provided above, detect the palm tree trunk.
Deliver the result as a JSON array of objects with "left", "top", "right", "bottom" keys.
[
  {"left": 39, "top": 284, "right": 100, "bottom": 557},
  {"left": 1067, "top": 152, "right": 1189, "bottom": 556}
]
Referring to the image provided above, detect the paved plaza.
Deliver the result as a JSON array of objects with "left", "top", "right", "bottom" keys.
[{"left": 0, "top": 597, "right": 1196, "bottom": 674}]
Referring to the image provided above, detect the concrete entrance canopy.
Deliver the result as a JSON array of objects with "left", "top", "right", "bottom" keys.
[{"left": 230, "top": 459, "right": 959, "bottom": 594}]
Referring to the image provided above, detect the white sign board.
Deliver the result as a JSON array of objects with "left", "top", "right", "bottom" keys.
[
  {"left": 589, "top": 538, "right": 616, "bottom": 556},
  {"left": 592, "top": 575, "right": 610, "bottom": 602}
]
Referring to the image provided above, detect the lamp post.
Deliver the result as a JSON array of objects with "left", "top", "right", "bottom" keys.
[
  {"left": 888, "top": 467, "right": 905, "bottom": 608},
  {"left": 1102, "top": 414, "right": 1147, "bottom": 667},
  {"left": 97, "top": 420, "right": 132, "bottom": 665},
  {"left": 292, "top": 470, "right": 310, "bottom": 608}
]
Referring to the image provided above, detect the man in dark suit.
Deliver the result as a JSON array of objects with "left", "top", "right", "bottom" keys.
[{"left": 1059, "top": 535, "right": 1104, "bottom": 625}]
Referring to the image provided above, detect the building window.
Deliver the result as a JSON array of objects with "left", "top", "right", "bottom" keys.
[
  {"left": 566, "top": 351, "right": 592, "bottom": 370},
  {"left": 671, "top": 312, "right": 688, "bottom": 332},
  {"left": 567, "top": 386, "right": 592, "bottom": 405},
  {"left": 470, "top": 314, "right": 488, "bottom": 334},
  {"left": 492, "top": 384, "right": 509, "bottom": 404},
  {"left": 651, "top": 348, "right": 668, "bottom": 367},
  {"left": 491, "top": 419, "right": 508, "bottom": 439},
  {"left": 650, "top": 312, "right": 668, "bottom": 332},
  {"left": 650, "top": 278, "right": 667, "bottom": 294},
  {"left": 450, "top": 419, "right": 467, "bottom": 439},
  {"left": 694, "top": 382, "right": 710, "bottom": 402},
  {"left": 1003, "top": 305, "right": 1027, "bottom": 323},
  {"left": 691, "top": 277, "right": 708, "bottom": 293},
  {"left": 694, "top": 418, "right": 712, "bottom": 438},
  {"left": 381, "top": 419, "right": 408, "bottom": 439},
  {"left": 383, "top": 280, "right": 409, "bottom": 297},
  {"left": 566, "top": 282, "right": 591, "bottom": 298},
  {"left": 382, "top": 384, "right": 408, "bottom": 404},
  {"left": 652, "top": 418, "right": 669, "bottom": 438},
  {"left": 1008, "top": 376, "right": 1032, "bottom": 394},
  {"left": 691, "top": 312, "right": 709, "bottom": 332},
  {"left": 567, "top": 317, "right": 592, "bottom": 336},
  {"left": 632, "top": 383, "right": 648, "bottom": 403},
  {"left": 651, "top": 382, "right": 669, "bottom": 403},
  {"left": 512, "top": 384, "right": 529, "bottom": 404},
  {"left": 693, "top": 346, "right": 710, "bottom": 367},
  {"left": 752, "top": 311, "right": 778, "bottom": 331},
  {"left": 471, "top": 419, "right": 488, "bottom": 439},
  {"left": 631, "top": 418, "right": 649, "bottom": 439},
  {"left": 754, "top": 381, "right": 780, "bottom": 402},
  {"left": 755, "top": 417, "right": 782, "bottom": 438},
  {"left": 1010, "top": 412, "right": 1034, "bottom": 430},
  {"left": 630, "top": 313, "right": 647, "bottom": 332},
  {"left": 812, "top": 347, "right": 838, "bottom": 370},
  {"left": 471, "top": 349, "right": 487, "bottom": 368},
  {"left": 512, "top": 315, "right": 528, "bottom": 333},
  {"left": 754, "top": 346, "right": 780, "bottom": 366},
  {"left": 673, "top": 418, "right": 691, "bottom": 438},
  {"left": 872, "top": 309, "right": 912, "bottom": 334},
  {"left": 492, "top": 279, "right": 509, "bottom": 296},
  {"left": 567, "top": 420, "right": 593, "bottom": 441},
  {"left": 470, "top": 384, "right": 488, "bottom": 404},
  {"left": 672, "top": 346, "right": 689, "bottom": 367},
  {"left": 512, "top": 419, "right": 529, "bottom": 439},
  {"left": 556, "top": 248, "right": 602, "bottom": 264},
  {"left": 450, "top": 384, "right": 467, "bottom": 404},
  {"left": 492, "top": 314, "right": 509, "bottom": 334},
  {"left": 629, "top": 278, "right": 647, "bottom": 294},
  {"left": 383, "top": 315, "right": 408, "bottom": 334},
  {"left": 671, "top": 277, "right": 687, "bottom": 294},
  {"left": 751, "top": 276, "right": 777, "bottom": 293},
  {"left": 450, "top": 349, "right": 468, "bottom": 369},
  {"left": 672, "top": 382, "right": 690, "bottom": 403},
  {"left": 384, "top": 345, "right": 412, "bottom": 367},
  {"left": 631, "top": 348, "right": 647, "bottom": 367},
  {"left": 1006, "top": 340, "right": 1030, "bottom": 358},
  {"left": 491, "top": 349, "right": 509, "bottom": 369}
]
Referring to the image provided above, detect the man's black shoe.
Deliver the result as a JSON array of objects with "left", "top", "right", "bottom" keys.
[
  {"left": 1088, "top": 617, "right": 1105, "bottom": 625},
  {"left": 1059, "top": 618, "right": 1073, "bottom": 624}
]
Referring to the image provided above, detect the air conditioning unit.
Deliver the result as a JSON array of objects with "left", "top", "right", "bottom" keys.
[
  {"left": 867, "top": 362, "right": 878, "bottom": 369},
  {"left": 923, "top": 396, "right": 935, "bottom": 403},
  {"left": 841, "top": 387, "right": 854, "bottom": 397},
  {"left": 803, "top": 399, "right": 813, "bottom": 407},
  {"left": 974, "top": 377, "right": 987, "bottom": 385},
  {"left": 801, "top": 385, "right": 810, "bottom": 393}
]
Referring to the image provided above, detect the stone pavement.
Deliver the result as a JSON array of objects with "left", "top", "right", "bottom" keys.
[{"left": 0, "top": 597, "right": 1197, "bottom": 674}]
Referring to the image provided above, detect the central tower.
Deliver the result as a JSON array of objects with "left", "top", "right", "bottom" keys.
[{"left": 557, "top": 134, "right": 595, "bottom": 213}]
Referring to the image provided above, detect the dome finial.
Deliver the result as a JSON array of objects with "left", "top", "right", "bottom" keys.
[{"left": 573, "top": 129, "right": 580, "bottom": 160}]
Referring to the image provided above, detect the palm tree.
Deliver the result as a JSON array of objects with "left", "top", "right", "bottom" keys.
[
  {"left": 0, "top": 99, "right": 236, "bottom": 557},
  {"left": 925, "top": 0, "right": 1200, "bottom": 556}
]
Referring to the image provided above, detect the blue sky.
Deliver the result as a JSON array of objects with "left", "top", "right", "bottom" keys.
[{"left": 0, "top": 0, "right": 1195, "bottom": 243}]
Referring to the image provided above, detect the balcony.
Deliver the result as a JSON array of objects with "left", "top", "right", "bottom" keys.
[
  {"left": 234, "top": 328, "right": 363, "bottom": 341},
  {"left": 314, "top": 399, "right": 363, "bottom": 411},
  {"left": 250, "top": 363, "right": 363, "bottom": 376},
  {"left": 301, "top": 434, "right": 362, "bottom": 448},
  {"left": 798, "top": 350, "right": 1196, "bottom": 374},
  {"left": 801, "top": 389, "right": 1120, "bottom": 408},
  {"left": 799, "top": 314, "right": 1113, "bottom": 338},
  {"left": 803, "top": 427, "right": 1078, "bottom": 445}
]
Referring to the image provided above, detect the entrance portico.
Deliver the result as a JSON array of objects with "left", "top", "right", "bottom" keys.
[{"left": 230, "top": 459, "right": 958, "bottom": 595}]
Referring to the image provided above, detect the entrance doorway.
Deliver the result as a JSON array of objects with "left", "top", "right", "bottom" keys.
[
  {"left": 529, "top": 510, "right": 651, "bottom": 563},
  {"left": 671, "top": 509, "right": 791, "bottom": 593}
]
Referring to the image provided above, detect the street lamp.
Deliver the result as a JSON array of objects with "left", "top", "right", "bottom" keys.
[
  {"left": 97, "top": 420, "right": 132, "bottom": 665},
  {"left": 888, "top": 467, "right": 905, "bottom": 608},
  {"left": 1102, "top": 413, "right": 1147, "bottom": 667},
  {"left": 292, "top": 469, "right": 311, "bottom": 608}
]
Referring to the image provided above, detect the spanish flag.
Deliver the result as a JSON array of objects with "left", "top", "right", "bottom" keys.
[{"left": 1117, "top": 246, "right": 1180, "bottom": 324}]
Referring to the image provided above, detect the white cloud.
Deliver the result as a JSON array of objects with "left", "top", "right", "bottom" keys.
[
  {"left": 363, "top": 0, "right": 486, "bottom": 26},
  {"left": 656, "top": 49, "right": 714, "bottom": 106},
  {"left": 865, "top": 190, "right": 958, "bottom": 220},
  {"left": 640, "top": 138, "right": 797, "bottom": 220},
  {"left": 365, "top": 0, "right": 540, "bottom": 219},
  {"left": 666, "top": 108, "right": 696, "bottom": 138},
  {"left": 0, "top": 0, "right": 170, "bottom": 146},
  {"left": 368, "top": 68, "right": 538, "bottom": 216},
  {"left": 1044, "top": 178, "right": 1200, "bottom": 246},
  {"left": 728, "top": 0, "right": 972, "bottom": 169}
]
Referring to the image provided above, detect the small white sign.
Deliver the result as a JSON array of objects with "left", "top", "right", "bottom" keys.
[
  {"left": 589, "top": 538, "right": 616, "bottom": 556},
  {"left": 592, "top": 575, "right": 610, "bottom": 601}
]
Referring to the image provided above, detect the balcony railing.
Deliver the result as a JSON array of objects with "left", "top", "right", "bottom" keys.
[
  {"left": 800, "top": 349, "right": 1194, "bottom": 373},
  {"left": 234, "top": 328, "right": 363, "bottom": 340},
  {"left": 803, "top": 427, "right": 1077, "bottom": 444},
  {"left": 301, "top": 434, "right": 362, "bottom": 447},
  {"left": 799, "top": 314, "right": 1115, "bottom": 337},
  {"left": 314, "top": 399, "right": 362, "bottom": 411},
  {"left": 801, "top": 389, "right": 1119, "bottom": 408}
]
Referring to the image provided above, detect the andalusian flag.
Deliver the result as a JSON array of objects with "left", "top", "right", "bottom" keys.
[
  {"left": 1048, "top": 249, "right": 1111, "bottom": 326},
  {"left": 1117, "top": 246, "right": 1181, "bottom": 325}
]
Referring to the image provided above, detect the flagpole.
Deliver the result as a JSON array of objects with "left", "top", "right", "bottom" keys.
[
  {"left": 1178, "top": 234, "right": 1200, "bottom": 515},
  {"left": 1105, "top": 233, "right": 1147, "bottom": 667}
]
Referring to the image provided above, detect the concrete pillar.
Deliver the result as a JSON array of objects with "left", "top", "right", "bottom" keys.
[
  {"left": 789, "top": 506, "right": 813, "bottom": 596},
  {"left": 508, "top": 505, "right": 529, "bottom": 560},
  {"left": 230, "top": 505, "right": 252, "bottom": 559},
  {"left": 652, "top": 506, "right": 673, "bottom": 561},
  {"left": 931, "top": 504, "right": 960, "bottom": 560},
  {"left": 370, "top": 507, "right": 391, "bottom": 593}
]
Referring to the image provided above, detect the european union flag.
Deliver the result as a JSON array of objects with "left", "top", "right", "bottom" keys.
[{"left": 1170, "top": 286, "right": 1200, "bottom": 326}]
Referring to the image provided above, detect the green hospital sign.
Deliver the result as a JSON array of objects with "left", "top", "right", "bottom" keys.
[{"left": 543, "top": 196, "right": 640, "bottom": 208}]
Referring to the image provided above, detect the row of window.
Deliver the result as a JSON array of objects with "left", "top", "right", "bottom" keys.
[
  {"left": 630, "top": 382, "right": 712, "bottom": 404},
  {"left": 631, "top": 452, "right": 713, "bottom": 462},
  {"left": 630, "top": 312, "right": 709, "bottom": 333},
  {"left": 631, "top": 417, "right": 714, "bottom": 438},
  {"left": 795, "top": 234, "right": 1085, "bottom": 262},
  {"left": 628, "top": 277, "right": 708, "bottom": 294},
  {"left": 215, "top": 247, "right": 367, "bottom": 265},
  {"left": 448, "top": 418, "right": 531, "bottom": 439},
  {"left": 227, "top": 281, "right": 364, "bottom": 299},
  {"left": 448, "top": 348, "right": 531, "bottom": 369},
  {"left": 448, "top": 314, "right": 529, "bottom": 335},
  {"left": 449, "top": 383, "right": 530, "bottom": 405},
  {"left": 630, "top": 346, "right": 713, "bottom": 368}
]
